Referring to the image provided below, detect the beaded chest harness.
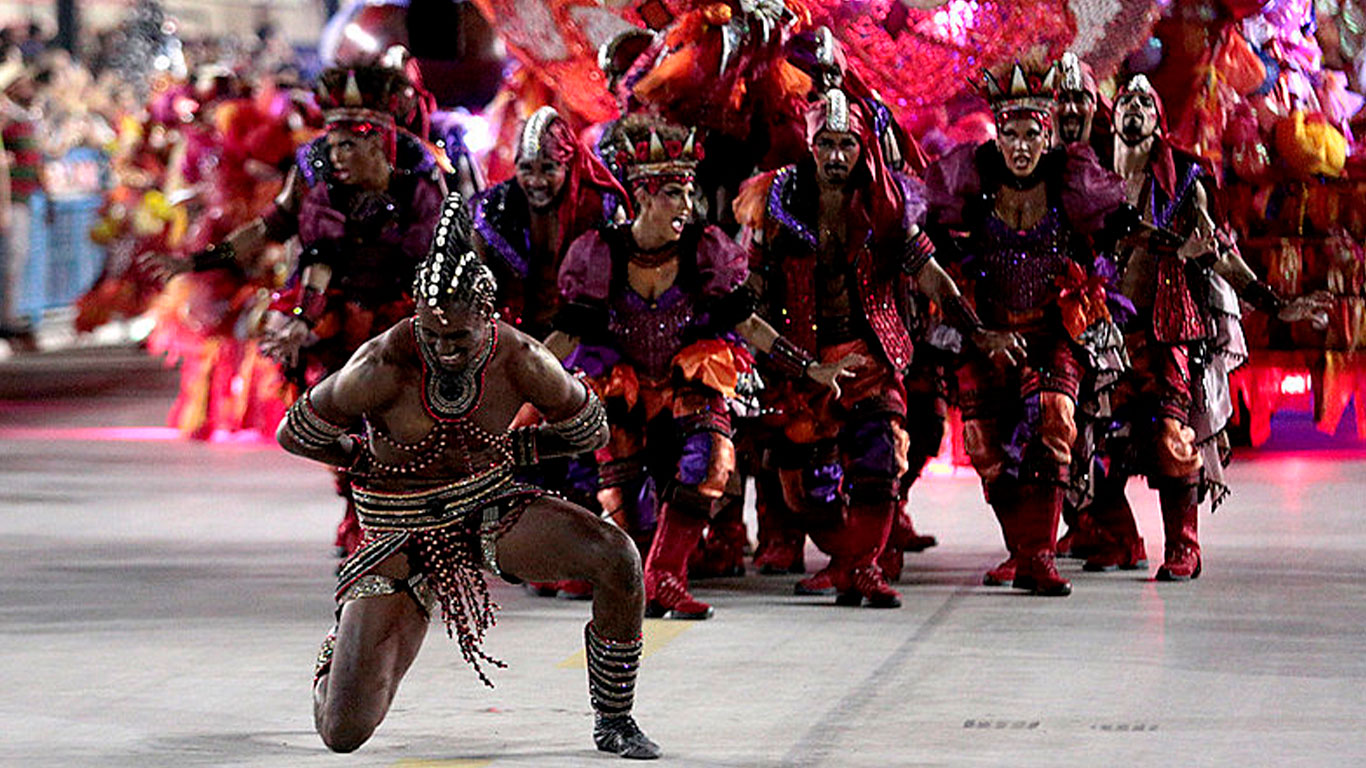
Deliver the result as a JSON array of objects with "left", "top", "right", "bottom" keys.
[
  {"left": 415, "top": 317, "right": 498, "bottom": 421},
  {"left": 357, "top": 318, "right": 507, "bottom": 478}
]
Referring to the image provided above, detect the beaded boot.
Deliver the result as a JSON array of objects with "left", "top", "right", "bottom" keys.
[{"left": 586, "top": 622, "right": 661, "bottom": 760}]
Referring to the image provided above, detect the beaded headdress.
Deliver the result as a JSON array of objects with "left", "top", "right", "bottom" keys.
[
  {"left": 1058, "top": 52, "right": 1096, "bottom": 95},
  {"left": 1114, "top": 73, "right": 1166, "bottom": 132},
  {"left": 805, "top": 88, "right": 868, "bottom": 142},
  {"left": 614, "top": 120, "right": 703, "bottom": 194},
  {"left": 517, "top": 105, "right": 577, "bottom": 164},
  {"left": 978, "top": 62, "right": 1059, "bottom": 130},
  {"left": 415, "top": 193, "right": 497, "bottom": 320}
]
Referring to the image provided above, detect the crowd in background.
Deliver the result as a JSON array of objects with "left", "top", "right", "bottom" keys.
[{"left": 0, "top": 16, "right": 308, "bottom": 349}]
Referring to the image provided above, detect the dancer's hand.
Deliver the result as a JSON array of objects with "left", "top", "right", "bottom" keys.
[
  {"left": 259, "top": 310, "right": 310, "bottom": 368},
  {"left": 973, "top": 328, "right": 1026, "bottom": 368},
  {"left": 1279, "top": 290, "right": 1334, "bottom": 330},
  {"left": 597, "top": 486, "right": 629, "bottom": 530},
  {"left": 807, "top": 353, "right": 865, "bottom": 399},
  {"left": 138, "top": 251, "right": 189, "bottom": 283},
  {"left": 1178, "top": 214, "right": 1218, "bottom": 262}
]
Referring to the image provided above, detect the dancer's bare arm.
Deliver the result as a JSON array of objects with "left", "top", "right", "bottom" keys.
[{"left": 277, "top": 335, "right": 402, "bottom": 465}]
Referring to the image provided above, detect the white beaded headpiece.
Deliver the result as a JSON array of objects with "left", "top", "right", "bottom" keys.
[{"left": 414, "top": 193, "right": 496, "bottom": 321}]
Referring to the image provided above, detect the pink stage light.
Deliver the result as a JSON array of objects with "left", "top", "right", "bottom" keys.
[
  {"left": 0, "top": 427, "right": 277, "bottom": 445},
  {"left": 0, "top": 426, "right": 184, "bottom": 441}
]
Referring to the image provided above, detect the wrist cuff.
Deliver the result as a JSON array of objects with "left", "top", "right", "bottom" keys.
[{"left": 769, "top": 336, "right": 815, "bottom": 379}]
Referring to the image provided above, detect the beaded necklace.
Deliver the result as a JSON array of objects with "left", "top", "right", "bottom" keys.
[{"left": 414, "top": 317, "right": 498, "bottom": 421}]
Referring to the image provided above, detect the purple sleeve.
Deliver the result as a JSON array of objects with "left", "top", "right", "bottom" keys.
[
  {"left": 559, "top": 230, "right": 613, "bottom": 303},
  {"left": 895, "top": 171, "right": 929, "bottom": 229},
  {"left": 1060, "top": 143, "right": 1127, "bottom": 236},
  {"left": 400, "top": 177, "right": 444, "bottom": 262},
  {"left": 296, "top": 185, "right": 346, "bottom": 245},
  {"left": 696, "top": 226, "right": 750, "bottom": 297},
  {"left": 261, "top": 203, "right": 298, "bottom": 242},
  {"left": 924, "top": 143, "right": 982, "bottom": 231}
]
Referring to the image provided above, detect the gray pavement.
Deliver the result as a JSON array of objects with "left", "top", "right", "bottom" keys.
[{"left": 2, "top": 347, "right": 1364, "bottom": 767}]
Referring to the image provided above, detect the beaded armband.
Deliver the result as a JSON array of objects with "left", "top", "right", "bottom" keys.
[
  {"left": 511, "top": 387, "right": 608, "bottom": 467},
  {"left": 768, "top": 336, "right": 815, "bottom": 379},
  {"left": 939, "top": 294, "right": 985, "bottom": 337},
  {"left": 190, "top": 242, "right": 236, "bottom": 272},
  {"left": 543, "top": 387, "right": 607, "bottom": 448},
  {"left": 676, "top": 406, "right": 733, "bottom": 438},
  {"left": 1243, "top": 280, "right": 1286, "bottom": 315},
  {"left": 284, "top": 391, "right": 348, "bottom": 449},
  {"left": 902, "top": 230, "right": 935, "bottom": 276}
]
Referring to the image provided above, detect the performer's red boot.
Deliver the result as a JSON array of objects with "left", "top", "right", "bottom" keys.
[
  {"left": 689, "top": 500, "right": 747, "bottom": 579},
  {"left": 983, "top": 483, "right": 1020, "bottom": 587},
  {"left": 643, "top": 503, "right": 713, "bottom": 619},
  {"left": 1009, "top": 484, "right": 1071, "bottom": 597},
  {"left": 555, "top": 579, "right": 594, "bottom": 599},
  {"left": 810, "top": 500, "right": 901, "bottom": 608},
  {"left": 794, "top": 567, "right": 839, "bottom": 595},
  {"left": 1056, "top": 511, "right": 1100, "bottom": 559},
  {"left": 877, "top": 500, "right": 937, "bottom": 582},
  {"left": 1082, "top": 485, "right": 1148, "bottom": 572},
  {"left": 753, "top": 472, "right": 806, "bottom": 574},
  {"left": 1156, "top": 478, "right": 1201, "bottom": 581}
]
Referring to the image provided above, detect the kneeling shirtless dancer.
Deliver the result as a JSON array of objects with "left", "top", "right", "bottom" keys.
[{"left": 278, "top": 193, "right": 660, "bottom": 759}]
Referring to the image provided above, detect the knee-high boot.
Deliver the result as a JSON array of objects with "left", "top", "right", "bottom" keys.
[
  {"left": 753, "top": 469, "right": 807, "bottom": 574},
  {"left": 804, "top": 484, "right": 901, "bottom": 608},
  {"left": 642, "top": 491, "right": 713, "bottom": 619},
  {"left": 1082, "top": 473, "right": 1148, "bottom": 572},
  {"left": 689, "top": 491, "right": 747, "bottom": 579},
  {"left": 836, "top": 499, "right": 902, "bottom": 608},
  {"left": 877, "top": 481, "right": 939, "bottom": 583},
  {"left": 585, "top": 622, "right": 661, "bottom": 759},
  {"left": 1156, "top": 475, "right": 1201, "bottom": 581},
  {"left": 983, "top": 481, "right": 1021, "bottom": 586},
  {"left": 1010, "top": 483, "right": 1072, "bottom": 596}
]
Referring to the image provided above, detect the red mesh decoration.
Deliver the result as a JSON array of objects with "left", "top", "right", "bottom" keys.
[
  {"left": 473, "top": 0, "right": 1161, "bottom": 123},
  {"left": 468, "top": 0, "right": 640, "bottom": 123},
  {"left": 802, "top": 0, "right": 1077, "bottom": 111},
  {"left": 1067, "top": 0, "right": 1163, "bottom": 80}
]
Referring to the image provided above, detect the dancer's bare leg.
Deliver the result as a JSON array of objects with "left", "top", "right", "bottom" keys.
[{"left": 314, "top": 553, "right": 429, "bottom": 753}]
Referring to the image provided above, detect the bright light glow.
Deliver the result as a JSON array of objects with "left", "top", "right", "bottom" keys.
[
  {"left": 1280, "top": 374, "right": 1310, "bottom": 395},
  {"left": 128, "top": 315, "right": 156, "bottom": 343},
  {"left": 930, "top": 0, "right": 980, "bottom": 43},
  {"left": 344, "top": 24, "right": 381, "bottom": 55},
  {"left": 456, "top": 112, "right": 495, "bottom": 156}
]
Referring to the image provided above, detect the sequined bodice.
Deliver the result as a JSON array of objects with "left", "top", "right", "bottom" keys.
[
  {"left": 978, "top": 206, "right": 1071, "bottom": 315},
  {"left": 607, "top": 284, "right": 698, "bottom": 381}
]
